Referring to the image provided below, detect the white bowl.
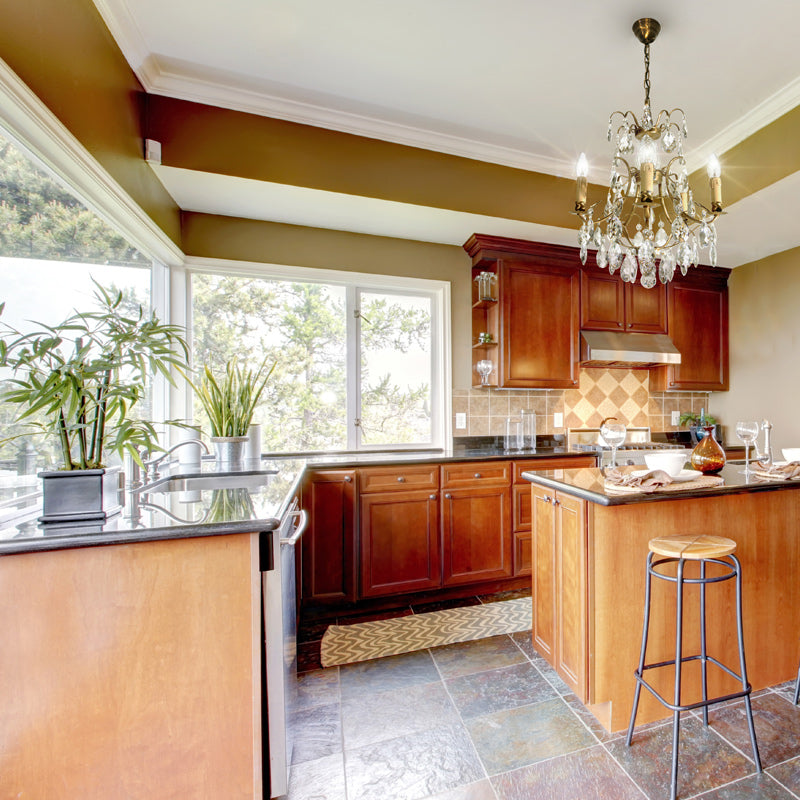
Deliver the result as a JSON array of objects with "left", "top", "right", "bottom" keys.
[
  {"left": 644, "top": 452, "right": 687, "bottom": 477},
  {"left": 782, "top": 448, "right": 800, "bottom": 463}
]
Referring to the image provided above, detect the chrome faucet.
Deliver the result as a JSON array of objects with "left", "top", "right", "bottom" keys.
[
  {"left": 754, "top": 419, "right": 773, "bottom": 466},
  {"left": 143, "top": 439, "right": 210, "bottom": 483}
]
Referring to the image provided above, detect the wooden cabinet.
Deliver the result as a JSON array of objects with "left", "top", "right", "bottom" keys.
[
  {"left": 464, "top": 236, "right": 581, "bottom": 388},
  {"left": 531, "top": 484, "right": 588, "bottom": 700},
  {"left": 359, "top": 466, "right": 441, "bottom": 598},
  {"left": 512, "top": 457, "right": 595, "bottom": 578},
  {"left": 441, "top": 462, "right": 512, "bottom": 586},
  {"left": 581, "top": 263, "right": 667, "bottom": 334},
  {"left": 301, "top": 469, "right": 356, "bottom": 604},
  {"left": 651, "top": 269, "right": 730, "bottom": 391}
]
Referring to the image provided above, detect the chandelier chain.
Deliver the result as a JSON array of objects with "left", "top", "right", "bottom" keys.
[{"left": 643, "top": 43, "right": 651, "bottom": 110}]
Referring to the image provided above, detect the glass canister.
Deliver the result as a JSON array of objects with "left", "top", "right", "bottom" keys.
[
  {"left": 520, "top": 409, "right": 536, "bottom": 451},
  {"left": 475, "top": 271, "right": 497, "bottom": 301},
  {"left": 690, "top": 425, "right": 726, "bottom": 474}
]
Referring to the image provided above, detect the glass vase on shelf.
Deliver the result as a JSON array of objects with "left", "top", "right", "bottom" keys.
[{"left": 690, "top": 425, "right": 726, "bottom": 474}]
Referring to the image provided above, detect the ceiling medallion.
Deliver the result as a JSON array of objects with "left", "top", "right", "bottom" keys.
[{"left": 574, "top": 18, "right": 722, "bottom": 288}]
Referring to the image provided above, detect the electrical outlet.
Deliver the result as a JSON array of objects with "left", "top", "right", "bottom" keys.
[
  {"left": 671, "top": 410, "right": 680, "bottom": 426},
  {"left": 554, "top": 412, "right": 564, "bottom": 428},
  {"left": 455, "top": 412, "right": 467, "bottom": 429}
]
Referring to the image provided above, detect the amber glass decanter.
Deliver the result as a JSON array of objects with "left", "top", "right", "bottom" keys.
[{"left": 690, "top": 425, "right": 726, "bottom": 474}]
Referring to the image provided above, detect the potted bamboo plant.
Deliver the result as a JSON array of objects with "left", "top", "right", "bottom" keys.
[
  {"left": 194, "top": 358, "right": 274, "bottom": 470},
  {"left": 0, "top": 282, "right": 189, "bottom": 522}
]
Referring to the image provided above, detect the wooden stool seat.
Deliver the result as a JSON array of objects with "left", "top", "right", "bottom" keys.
[{"left": 648, "top": 533, "right": 737, "bottom": 560}]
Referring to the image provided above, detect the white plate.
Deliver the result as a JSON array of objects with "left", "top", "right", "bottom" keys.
[{"left": 631, "top": 468, "right": 698, "bottom": 482}]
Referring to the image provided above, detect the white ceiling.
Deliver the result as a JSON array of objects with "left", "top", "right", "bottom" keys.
[{"left": 94, "top": 0, "right": 800, "bottom": 267}]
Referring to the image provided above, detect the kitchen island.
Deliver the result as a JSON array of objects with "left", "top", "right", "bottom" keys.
[
  {"left": 0, "top": 460, "right": 304, "bottom": 800},
  {"left": 523, "top": 464, "right": 800, "bottom": 733}
]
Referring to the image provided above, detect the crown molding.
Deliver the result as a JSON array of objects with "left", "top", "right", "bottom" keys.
[
  {"left": 687, "top": 74, "right": 800, "bottom": 171},
  {"left": 0, "top": 57, "right": 184, "bottom": 267},
  {"left": 145, "top": 60, "right": 574, "bottom": 177}
]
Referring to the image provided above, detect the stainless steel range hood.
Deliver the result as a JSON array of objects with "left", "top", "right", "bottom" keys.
[{"left": 580, "top": 330, "right": 681, "bottom": 368}]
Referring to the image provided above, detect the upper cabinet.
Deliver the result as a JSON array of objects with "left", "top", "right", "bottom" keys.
[
  {"left": 465, "top": 234, "right": 731, "bottom": 393},
  {"left": 465, "top": 236, "right": 581, "bottom": 389},
  {"left": 650, "top": 268, "right": 730, "bottom": 391},
  {"left": 580, "top": 262, "right": 667, "bottom": 334}
]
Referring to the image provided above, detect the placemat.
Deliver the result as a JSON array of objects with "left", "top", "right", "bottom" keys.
[{"left": 604, "top": 473, "right": 724, "bottom": 494}]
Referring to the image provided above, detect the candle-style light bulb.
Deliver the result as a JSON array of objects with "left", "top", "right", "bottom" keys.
[
  {"left": 575, "top": 153, "right": 588, "bottom": 212},
  {"left": 637, "top": 138, "right": 657, "bottom": 199},
  {"left": 707, "top": 153, "right": 722, "bottom": 211}
]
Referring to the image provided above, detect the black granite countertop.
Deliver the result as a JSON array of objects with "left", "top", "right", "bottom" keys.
[
  {"left": 0, "top": 440, "right": 594, "bottom": 556},
  {"left": 521, "top": 463, "right": 800, "bottom": 506}
]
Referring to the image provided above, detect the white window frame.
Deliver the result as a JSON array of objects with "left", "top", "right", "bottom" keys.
[{"left": 183, "top": 256, "right": 452, "bottom": 451}]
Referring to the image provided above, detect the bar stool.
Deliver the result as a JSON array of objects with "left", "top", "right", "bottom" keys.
[{"left": 626, "top": 533, "right": 761, "bottom": 800}]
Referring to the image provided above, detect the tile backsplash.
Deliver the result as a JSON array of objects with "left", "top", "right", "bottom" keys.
[{"left": 453, "top": 368, "right": 712, "bottom": 437}]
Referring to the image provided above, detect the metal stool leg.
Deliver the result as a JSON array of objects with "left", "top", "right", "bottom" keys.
[
  {"left": 626, "top": 551, "right": 655, "bottom": 746},
  {"left": 733, "top": 554, "right": 762, "bottom": 772},
  {"left": 669, "top": 558, "right": 686, "bottom": 800},
  {"left": 700, "top": 559, "right": 709, "bottom": 726},
  {"left": 794, "top": 658, "right": 800, "bottom": 705}
]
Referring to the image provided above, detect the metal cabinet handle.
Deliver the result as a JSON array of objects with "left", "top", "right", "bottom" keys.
[
  {"left": 445, "top": 493, "right": 452, "bottom": 500},
  {"left": 543, "top": 495, "right": 552, "bottom": 504},
  {"left": 429, "top": 494, "right": 436, "bottom": 500},
  {"left": 474, "top": 472, "right": 482, "bottom": 478},
  {"left": 344, "top": 476, "right": 352, "bottom": 482},
  {"left": 553, "top": 499, "right": 560, "bottom": 506},
  {"left": 397, "top": 476, "right": 405, "bottom": 482}
]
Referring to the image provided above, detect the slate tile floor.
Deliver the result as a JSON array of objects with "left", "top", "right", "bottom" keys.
[{"left": 291, "top": 593, "right": 800, "bottom": 799}]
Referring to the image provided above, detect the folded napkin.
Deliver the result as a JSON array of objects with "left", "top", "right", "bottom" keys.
[
  {"left": 752, "top": 461, "right": 800, "bottom": 480},
  {"left": 603, "top": 467, "right": 674, "bottom": 493}
]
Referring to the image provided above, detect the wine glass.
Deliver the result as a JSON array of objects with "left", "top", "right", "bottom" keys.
[
  {"left": 600, "top": 419, "right": 627, "bottom": 467},
  {"left": 735, "top": 420, "right": 760, "bottom": 476},
  {"left": 476, "top": 359, "right": 493, "bottom": 386}
]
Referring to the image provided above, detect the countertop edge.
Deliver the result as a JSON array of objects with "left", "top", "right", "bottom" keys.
[{"left": 521, "top": 469, "right": 800, "bottom": 505}]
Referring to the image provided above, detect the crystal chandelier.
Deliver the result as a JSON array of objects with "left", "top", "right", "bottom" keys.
[{"left": 574, "top": 19, "right": 723, "bottom": 288}]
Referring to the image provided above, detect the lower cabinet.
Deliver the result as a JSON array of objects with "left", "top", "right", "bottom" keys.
[
  {"left": 360, "top": 488, "right": 441, "bottom": 597},
  {"left": 441, "top": 483, "right": 512, "bottom": 587},
  {"left": 301, "top": 469, "right": 356, "bottom": 604},
  {"left": 531, "top": 484, "right": 588, "bottom": 700}
]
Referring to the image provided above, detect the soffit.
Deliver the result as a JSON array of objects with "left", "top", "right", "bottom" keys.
[{"left": 93, "top": 0, "right": 800, "bottom": 267}]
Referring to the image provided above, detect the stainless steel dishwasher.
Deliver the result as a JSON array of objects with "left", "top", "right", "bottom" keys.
[{"left": 263, "top": 496, "right": 308, "bottom": 798}]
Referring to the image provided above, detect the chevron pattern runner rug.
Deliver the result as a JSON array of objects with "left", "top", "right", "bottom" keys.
[{"left": 320, "top": 597, "right": 532, "bottom": 667}]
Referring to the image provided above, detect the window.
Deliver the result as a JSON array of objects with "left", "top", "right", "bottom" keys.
[
  {"left": 189, "top": 262, "right": 449, "bottom": 453},
  {"left": 0, "top": 130, "right": 153, "bottom": 472}
]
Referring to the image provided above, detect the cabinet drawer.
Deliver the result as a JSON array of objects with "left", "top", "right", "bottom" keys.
[
  {"left": 513, "top": 456, "right": 596, "bottom": 482},
  {"left": 441, "top": 461, "right": 510, "bottom": 489},
  {"left": 359, "top": 465, "right": 439, "bottom": 493}
]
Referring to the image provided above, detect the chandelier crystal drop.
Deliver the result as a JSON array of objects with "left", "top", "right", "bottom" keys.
[{"left": 573, "top": 18, "right": 723, "bottom": 288}]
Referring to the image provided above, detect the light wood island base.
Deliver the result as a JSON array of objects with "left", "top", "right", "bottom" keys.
[{"left": 531, "top": 480, "right": 800, "bottom": 733}]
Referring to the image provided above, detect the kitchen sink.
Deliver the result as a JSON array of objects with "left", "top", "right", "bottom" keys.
[{"left": 136, "top": 471, "right": 277, "bottom": 494}]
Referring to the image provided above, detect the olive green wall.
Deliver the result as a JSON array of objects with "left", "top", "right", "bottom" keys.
[
  {"left": 182, "top": 212, "right": 473, "bottom": 386},
  {"left": 0, "top": 0, "right": 181, "bottom": 245},
  {"left": 712, "top": 247, "right": 800, "bottom": 452}
]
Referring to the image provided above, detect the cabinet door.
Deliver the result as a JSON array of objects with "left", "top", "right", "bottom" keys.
[
  {"left": 554, "top": 492, "right": 588, "bottom": 699},
  {"left": 500, "top": 261, "right": 581, "bottom": 388},
  {"left": 653, "top": 282, "right": 729, "bottom": 390},
  {"left": 360, "top": 489, "right": 441, "bottom": 597},
  {"left": 512, "top": 483, "right": 532, "bottom": 577},
  {"left": 441, "top": 485, "right": 512, "bottom": 586},
  {"left": 531, "top": 485, "right": 556, "bottom": 664},
  {"left": 580, "top": 268, "right": 625, "bottom": 331},
  {"left": 301, "top": 470, "right": 356, "bottom": 604},
  {"left": 625, "top": 281, "right": 667, "bottom": 334}
]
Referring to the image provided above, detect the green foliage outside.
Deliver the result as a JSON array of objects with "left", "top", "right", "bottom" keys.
[{"left": 192, "top": 276, "right": 432, "bottom": 452}]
